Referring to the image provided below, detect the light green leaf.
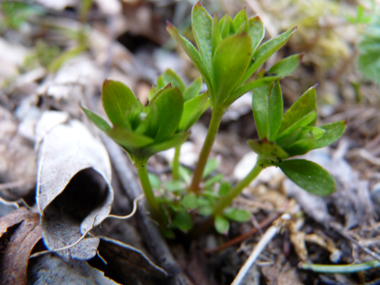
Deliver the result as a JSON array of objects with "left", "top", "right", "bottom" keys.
[
  {"left": 268, "top": 53, "right": 302, "bottom": 77},
  {"left": 276, "top": 110, "right": 317, "bottom": 140},
  {"left": 283, "top": 130, "right": 316, "bottom": 156},
  {"left": 247, "top": 16, "right": 265, "bottom": 54},
  {"left": 204, "top": 173, "right": 224, "bottom": 188},
  {"left": 233, "top": 9, "right": 248, "bottom": 31},
  {"left": 203, "top": 157, "right": 219, "bottom": 178},
  {"left": 228, "top": 75, "right": 281, "bottom": 105},
  {"left": 183, "top": 77, "right": 202, "bottom": 101},
  {"left": 224, "top": 208, "right": 251, "bottom": 222},
  {"left": 172, "top": 211, "right": 193, "bottom": 231},
  {"left": 198, "top": 205, "right": 213, "bottom": 216},
  {"left": 218, "top": 181, "right": 231, "bottom": 196},
  {"left": 182, "top": 193, "right": 198, "bottom": 210},
  {"left": 247, "top": 139, "right": 289, "bottom": 160},
  {"left": 106, "top": 127, "right": 154, "bottom": 149},
  {"left": 215, "top": 215, "right": 229, "bottom": 234},
  {"left": 192, "top": 3, "right": 213, "bottom": 76},
  {"left": 212, "top": 33, "right": 252, "bottom": 107},
  {"left": 146, "top": 132, "right": 190, "bottom": 154},
  {"left": 151, "top": 87, "right": 183, "bottom": 141},
  {"left": 314, "top": 121, "right": 346, "bottom": 149},
  {"left": 148, "top": 86, "right": 158, "bottom": 101},
  {"left": 211, "top": 14, "right": 222, "bottom": 56},
  {"left": 178, "top": 92, "right": 209, "bottom": 132},
  {"left": 243, "top": 27, "right": 297, "bottom": 83},
  {"left": 277, "top": 85, "right": 317, "bottom": 138},
  {"left": 219, "top": 14, "right": 234, "bottom": 38},
  {"left": 268, "top": 81, "right": 283, "bottom": 140},
  {"left": 158, "top": 69, "right": 186, "bottom": 93},
  {"left": 251, "top": 83, "right": 270, "bottom": 140},
  {"left": 81, "top": 107, "right": 111, "bottom": 132},
  {"left": 166, "top": 23, "right": 213, "bottom": 97},
  {"left": 102, "top": 80, "right": 137, "bottom": 127},
  {"left": 148, "top": 173, "right": 161, "bottom": 189},
  {"left": 163, "top": 180, "right": 186, "bottom": 192},
  {"left": 276, "top": 159, "right": 335, "bottom": 196}
]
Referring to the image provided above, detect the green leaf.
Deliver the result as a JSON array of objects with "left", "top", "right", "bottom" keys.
[
  {"left": 146, "top": 132, "right": 190, "bottom": 154},
  {"left": 243, "top": 27, "right": 297, "bottom": 83},
  {"left": 178, "top": 92, "right": 209, "bottom": 132},
  {"left": 276, "top": 159, "right": 335, "bottom": 196},
  {"left": 233, "top": 9, "right": 248, "bottom": 31},
  {"left": 172, "top": 211, "right": 193, "bottom": 231},
  {"left": 163, "top": 180, "right": 186, "bottom": 192},
  {"left": 268, "top": 54, "right": 302, "bottom": 77},
  {"left": 182, "top": 193, "right": 198, "bottom": 210},
  {"left": 192, "top": 3, "right": 213, "bottom": 76},
  {"left": 357, "top": 18, "right": 380, "bottom": 83},
  {"left": 247, "top": 139, "right": 289, "bottom": 160},
  {"left": 183, "top": 77, "right": 202, "bottom": 101},
  {"left": 224, "top": 208, "right": 251, "bottom": 222},
  {"left": 251, "top": 83, "right": 271, "bottom": 140},
  {"left": 148, "top": 86, "right": 158, "bottom": 101},
  {"left": 314, "top": 121, "right": 346, "bottom": 149},
  {"left": 283, "top": 130, "right": 316, "bottom": 156},
  {"left": 198, "top": 205, "right": 213, "bottom": 216},
  {"left": 219, "top": 14, "right": 234, "bottom": 38},
  {"left": 247, "top": 16, "right": 265, "bottom": 54},
  {"left": 212, "top": 33, "right": 252, "bottom": 107},
  {"left": 203, "top": 157, "right": 219, "bottom": 178},
  {"left": 268, "top": 81, "right": 283, "bottom": 140},
  {"left": 218, "top": 181, "right": 231, "bottom": 196},
  {"left": 81, "top": 107, "right": 111, "bottom": 132},
  {"left": 204, "top": 173, "right": 224, "bottom": 188},
  {"left": 148, "top": 173, "right": 161, "bottom": 189},
  {"left": 151, "top": 87, "right": 183, "bottom": 141},
  {"left": 277, "top": 85, "right": 317, "bottom": 138},
  {"left": 211, "top": 14, "right": 222, "bottom": 56},
  {"left": 160, "top": 69, "right": 186, "bottom": 93},
  {"left": 215, "top": 215, "right": 229, "bottom": 234},
  {"left": 102, "top": 80, "right": 137, "bottom": 128},
  {"left": 228, "top": 75, "right": 281, "bottom": 105},
  {"left": 106, "top": 127, "right": 154, "bottom": 149},
  {"left": 276, "top": 110, "right": 317, "bottom": 140},
  {"left": 166, "top": 23, "right": 213, "bottom": 97}
]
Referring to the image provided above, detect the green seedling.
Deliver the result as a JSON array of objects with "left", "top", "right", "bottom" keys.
[{"left": 84, "top": 2, "right": 346, "bottom": 235}]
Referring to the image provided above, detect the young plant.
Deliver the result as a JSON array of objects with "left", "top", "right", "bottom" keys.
[
  {"left": 167, "top": 2, "right": 300, "bottom": 192},
  {"left": 83, "top": 2, "right": 346, "bottom": 235},
  {"left": 82, "top": 80, "right": 190, "bottom": 233}
]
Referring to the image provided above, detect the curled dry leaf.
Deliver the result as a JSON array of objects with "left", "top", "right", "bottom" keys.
[
  {"left": 36, "top": 111, "right": 113, "bottom": 260},
  {"left": 28, "top": 253, "right": 120, "bottom": 285},
  {"left": 98, "top": 236, "right": 167, "bottom": 285},
  {"left": 0, "top": 207, "right": 41, "bottom": 285}
]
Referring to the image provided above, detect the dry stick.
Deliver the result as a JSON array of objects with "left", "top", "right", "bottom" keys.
[
  {"left": 204, "top": 213, "right": 279, "bottom": 254},
  {"left": 101, "top": 134, "right": 193, "bottom": 285},
  {"left": 231, "top": 213, "right": 291, "bottom": 285}
]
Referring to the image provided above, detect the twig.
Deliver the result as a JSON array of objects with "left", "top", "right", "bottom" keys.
[
  {"left": 204, "top": 213, "right": 279, "bottom": 254},
  {"left": 231, "top": 213, "right": 291, "bottom": 285},
  {"left": 101, "top": 134, "right": 193, "bottom": 285}
]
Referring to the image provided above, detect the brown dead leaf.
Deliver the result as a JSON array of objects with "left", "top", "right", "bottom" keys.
[
  {"left": 0, "top": 207, "right": 41, "bottom": 285},
  {"left": 261, "top": 263, "right": 302, "bottom": 285}
]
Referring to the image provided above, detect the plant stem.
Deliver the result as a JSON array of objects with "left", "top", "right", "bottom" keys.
[
  {"left": 136, "top": 165, "right": 161, "bottom": 218},
  {"left": 299, "top": 261, "right": 380, "bottom": 274},
  {"left": 189, "top": 108, "right": 224, "bottom": 193},
  {"left": 213, "top": 162, "right": 264, "bottom": 216},
  {"left": 172, "top": 145, "right": 181, "bottom": 181}
]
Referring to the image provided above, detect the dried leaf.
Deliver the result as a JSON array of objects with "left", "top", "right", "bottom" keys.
[
  {"left": 98, "top": 236, "right": 167, "bottom": 285},
  {"left": 0, "top": 207, "right": 41, "bottom": 285},
  {"left": 36, "top": 111, "right": 113, "bottom": 260},
  {"left": 28, "top": 253, "right": 120, "bottom": 285}
]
